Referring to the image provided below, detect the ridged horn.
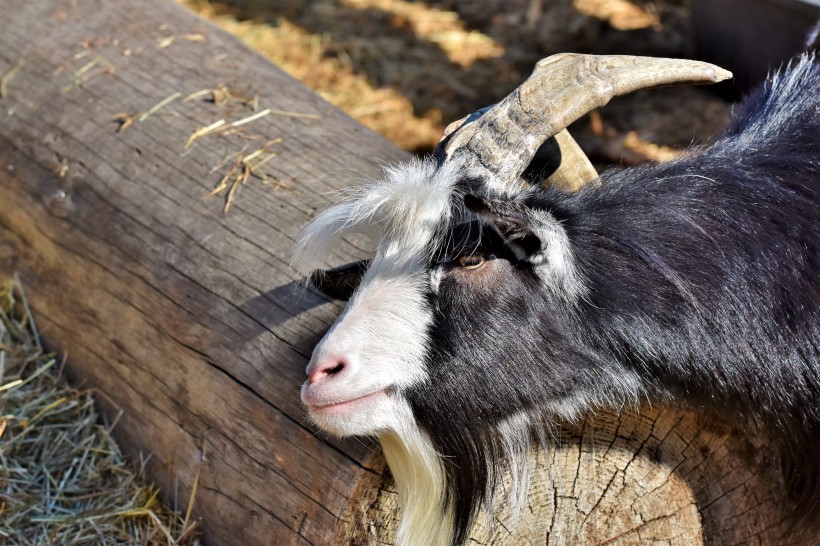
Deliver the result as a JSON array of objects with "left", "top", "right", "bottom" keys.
[{"left": 440, "top": 53, "right": 732, "bottom": 193}]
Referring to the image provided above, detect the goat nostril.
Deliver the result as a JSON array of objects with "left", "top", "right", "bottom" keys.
[{"left": 308, "top": 359, "right": 348, "bottom": 384}]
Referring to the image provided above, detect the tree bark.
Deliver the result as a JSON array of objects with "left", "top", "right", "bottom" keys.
[{"left": 0, "top": 1, "right": 799, "bottom": 545}]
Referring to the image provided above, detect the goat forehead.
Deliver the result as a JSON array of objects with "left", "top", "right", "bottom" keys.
[
  {"left": 367, "top": 162, "right": 465, "bottom": 260},
  {"left": 296, "top": 158, "right": 473, "bottom": 275}
]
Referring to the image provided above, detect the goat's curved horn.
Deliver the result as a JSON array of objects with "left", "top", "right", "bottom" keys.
[{"left": 440, "top": 54, "right": 732, "bottom": 193}]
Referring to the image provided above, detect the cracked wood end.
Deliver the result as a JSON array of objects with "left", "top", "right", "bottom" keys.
[{"left": 344, "top": 406, "right": 803, "bottom": 545}]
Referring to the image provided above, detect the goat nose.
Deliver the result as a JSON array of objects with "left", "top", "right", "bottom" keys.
[{"left": 307, "top": 358, "right": 347, "bottom": 385}]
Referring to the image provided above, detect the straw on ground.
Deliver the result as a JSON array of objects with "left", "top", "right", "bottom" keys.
[{"left": 0, "top": 278, "right": 201, "bottom": 546}]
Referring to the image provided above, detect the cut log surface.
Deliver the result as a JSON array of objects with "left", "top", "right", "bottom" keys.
[{"left": 0, "top": 1, "right": 798, "bottom": 545}]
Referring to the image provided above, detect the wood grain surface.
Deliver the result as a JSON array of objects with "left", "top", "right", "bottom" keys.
[
  {"left": 0, "top": 1, "right": 405, "bottom": 544},
  {"left": 0, "top": 1, "right": 801, "bottom": 544},
  {"left": 355, "top": 408, "right": 798, "bottom": 545}
]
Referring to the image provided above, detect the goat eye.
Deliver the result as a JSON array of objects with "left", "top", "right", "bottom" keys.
[{"left": 457, "top": 255, "right": 485, "bottom": 269}]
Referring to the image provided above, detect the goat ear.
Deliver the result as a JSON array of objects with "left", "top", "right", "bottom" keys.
[
  {"left": 464, "top": 194, "right": 559, "bottom": 263},
  {"left": 307, "top": 260, "right": 369, "bottom": 301}
]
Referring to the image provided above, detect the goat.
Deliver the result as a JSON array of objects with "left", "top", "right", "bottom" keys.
[{"left": 296, "top": 51, "right": 819, "bottom": 546}]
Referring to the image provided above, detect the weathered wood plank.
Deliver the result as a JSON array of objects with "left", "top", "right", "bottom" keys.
[{"left": 0, "top": 1, "right": 404, "bottom": 544}]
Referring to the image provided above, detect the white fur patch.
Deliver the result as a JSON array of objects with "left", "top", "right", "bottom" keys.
[
  {"left": 379, "top": 415, "right": 454, "bottom": 546},
  {"left": 495, "top": 411, "right": 536, "bottom": 517},
  {"left": 529, "top": 213, "right": 587, "bottom": 301},
  {"left": 294, "top": 158, "right": 464, "bottom": 274},
  {"left": 305, "top": 270, "right": 433, "bottom": 436}
]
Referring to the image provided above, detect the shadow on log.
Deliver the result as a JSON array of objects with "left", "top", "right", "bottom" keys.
[{"left": 0, "top": 0, "right": 798, "bottom": 544}]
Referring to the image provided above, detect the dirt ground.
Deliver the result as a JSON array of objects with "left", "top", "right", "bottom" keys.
[{"left": 180, "top": 0, "right": 733, "bottom": 166}]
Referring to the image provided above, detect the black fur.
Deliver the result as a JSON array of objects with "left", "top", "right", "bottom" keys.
[
  {"left": 308, "top": 260, "right": 369, "bottom": 301},
  {"left": 407, "top": 54, "right": 820, "bottom": 545}
]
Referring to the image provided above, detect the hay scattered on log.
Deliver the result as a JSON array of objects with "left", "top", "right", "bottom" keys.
[{"left": 0, "top": 279, "right": 201, "bottom": 545}]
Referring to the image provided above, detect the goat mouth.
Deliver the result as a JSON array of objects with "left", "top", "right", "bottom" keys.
[{"left": 305, "top": 388, "right": 390, "bottom": 414}]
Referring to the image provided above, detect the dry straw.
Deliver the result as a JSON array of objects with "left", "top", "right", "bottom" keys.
[{"left": 0, "top": 279, "right": 200, "bottom": 545}]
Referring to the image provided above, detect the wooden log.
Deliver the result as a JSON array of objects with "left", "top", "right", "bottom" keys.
[
  {"left": 359, "top": 408, "right": 798, "bottom": 545},
  {"left": 0, "top": 1, "right": 800, "bottom": 544},
  {"left": 0, "top": 1, "right": 404, "bottom": 544}
]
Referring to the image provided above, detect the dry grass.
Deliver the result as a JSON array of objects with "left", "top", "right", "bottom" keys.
[
  {"left": 0, "top": 278, "right": 200, "bottom": 546},
  {"left": 183, "top": 0, "right": 453, "bottom": 151},
  {"left": 574, "top": 0, "right": 660, "bottom": 30}
]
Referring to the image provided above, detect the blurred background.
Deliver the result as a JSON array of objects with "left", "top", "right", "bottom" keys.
[{"left": 179, "top": 0, "right": 817, "bottom": 165}]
